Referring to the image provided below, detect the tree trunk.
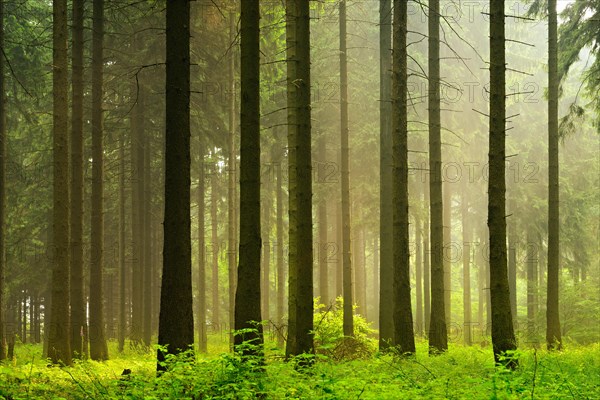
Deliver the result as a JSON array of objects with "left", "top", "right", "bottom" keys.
[
  {"left": 197, "top": 145, "right": 207, "bottom": 352},
  {"left": 462, "top": 192, "right": 472, "bottom": 346},
  {"left": 0, "top": 0, "right": 6, "bottom": 362},
  {"left": 276, "top": 160, "right": 285, "bottom": 347},
  {"left": 443, "top": 182, "right": 451, "bottom": 325},
  {"left": 415, "top": 206, "right": 423, "bottom": 336},
  {"left": 392, "top": 0, "right": 415, "bottom": 354},
  {"left": 261, "top": 188, "right": 271, "bottom": 322},
  {"left": 489, "top": 0, "right": 517, "bottom": 367},
  {"left": 546, "top": 0, "right": 561, "bottom": 351},
  {"left": 118, "top": 125, "right": 126, "bottom": 353},
  {"left": 378, "top": 0, "right": 393, "bottom": 351},
  {"left": 234, "top": 0, "right": 263, "bottom": 354},
  {"left": 211, "top": 173, "right": 220, "bottom": 328},
  {"left": 48, "top": 0, "right": 72, "bottom": 366},
  {"left": 227, "top": 10, "right": 237, "bottom": 348},
  {"left": 372, "top": 236, "right": 379, "bottom": 329},
  {"left": 339, "top": 0, "right": 353, "bottom": 338},
  {"left": 89, "top": 0, "right": 108, "bottom": 361},
  {"left": 423, "top": 207, "right": 431, "bottom": 334},
  {"left": 427, "top": 0, "right": 447, "bottom": 354},
  {"left": 143, "top": 134, "right": 152, "bottom": 347},
  {"left": 318, "top": 138, "right": 329, "bottom": 306},
  {"left": 158, "top": 0, "right": 194, "bottom": 370},
  {"left": 286, "top": 0, "right": 313, "bottom": 357},
  {"left": 526, "top": 229, "right": 537, "bottom": 344}
]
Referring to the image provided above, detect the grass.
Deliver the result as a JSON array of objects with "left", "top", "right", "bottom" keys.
[{"left": 0, "top": 335, "right": 598, "bottom": 399}]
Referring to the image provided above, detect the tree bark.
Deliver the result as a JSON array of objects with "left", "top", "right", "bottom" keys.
[
  {"left": 49, "top": 0, "right": 71, "bottom": 365},
  {"left": 276, "top": 159, "right": 285, "bottom": 347},
  {"left": 378, "top": 0, "right": 393, "bottom": 351},
  {"left": 546, "top": 0, "right": 562, "bottom": 351},
  {"left": 489, "top": 0, "right": 517, "bottom": 367},
  {"left": 0, "top": 0, "right": 6, "bottom": 361},
  {"left": 392, "top": 0, "right": 415, "bottom": 354},
  {"left": 234, "top": 0, "right": 263, "bottom": 354},
  {"left": 211, "top": 173, "right": 220, "bottom": 328},
  {"left": 427, "top": 0, "right": 447, "bottom": 353},
  {"left": 318, "top": 138, "right": 329, "bottom": 306},
  {"left": 462, "top": 192, "right": 472, "bottom": 346},
  {"left": 158, "top": 0, "right": 194, "bottom": 370},
  {"left": 197, "top": 144, "right": 207, "bottom": 352}
]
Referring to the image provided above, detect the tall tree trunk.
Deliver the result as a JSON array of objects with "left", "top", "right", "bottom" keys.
[
  {"left": 508, "top": 233, "right": 517, "bottom": 324},
  {"left": 339, "top": 0, "right": 353, "bottom": 337},
  {"left": 118, "top": 127, "right": 126, "bottom": 353},
  {"left": 276, "top": 159, "right": 285, "bottom": 347},
  {"left": 392, "top": 0, "right": 415, "bottom": 354},
  {"left": 158, "top": 0, "right": 193, "bottom": 370},
  {"left": 546, "top": 0, "right": 561, "bottom": 351},
  {"left": 49, "top": 0, "right": 71, "bottom": 365},
  {"left": 443, "top": 182, "right": 451, "bottom": 324},
  {"left": 318, "top": 138, "right": 328, "bottom": 306},
  {"left": 70, "top": 0, "right": 87, "bottom": 360},
  {"left": 0, "top": 0, "right": 6, "bottom": 361},
  {"left": 336, "top": 206, "right": 343, "bottom": 299},
  {"left": 526, "top": 229, "right": 537, "bottom": 344},
  {"left": 354, "top": 228, "right": 367, "bottom": 318},
  {"left": 211, "top": 173, "right": 220, "bottom": 328},
  {"left": 286, "top": 0, "right": 313, "bottom": 357},
  {"left": 415, "top": 207, "right": 423, "bottom": 336},
  {"left": 234, "top": 0, "right": 263, "bottom": 354},
  {"left": 423, "top": 206, "right": 431, "bottom": 334},
  {"left": 143, "top": 135, "right": 152, "bottom": 347},
  {"left": 462, "top": 192, "right": 472, "bottom": 346},
  {"left": 372, "top": 236, "right": 379, "bottom": 328},
  {"left": 427, "top": 0, "right": 447, "bottom": 353},
  {"left": 227, "top": 10, "right": 237, "bottom": 347},
  {"left": 89, "top": 0, "right": 108, "bottom": 361},
  {"left": 261, "top": 189, "right": 271, "bottom": 321},
  {"left": 378, "top": 0, "right": 393, "bottom": 351},
  {"left": 197, "top": 145, "right": 207, "bottom": 352},
  {"left": 489, "top": 0, "right": 517, "bottom": 367}
]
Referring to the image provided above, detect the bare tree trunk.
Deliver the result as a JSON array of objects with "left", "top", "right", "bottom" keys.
[
  {"left": 197, "top": 144, "right": 207, "bottom": 352},
  {"left": 526, "top": 229, "right": 538, "bottom": 344},
  {"left": 318, "top": 138, "right": 329, "bottom": 306},
  {"left": 546, "top": 0, "right": 561, "bottom": 351},
  {"left": 158, "top": 0, "right": 194, "bottom": 370},
  {"left": 378, "top": 0, "right": 393, "bottom": 351},
  {"left": 0, "top": 0, "right": 6, "bottom": 361},
  {"left": 276, "top": 160, "right": 285, "bottom": 347},
  {"left": 489, "top": 0, "right": 517, "bottom": 367},
  {"left": 391, "top": 0, "right": 415, "bottom": 354},
  {"left": 427, "top": 0, "right": 447, "bottom": 353},
  {"left": 462, "top": 192, "right": 471, "bottom": 346},
  {"left": 211, "top": 173, "right": 220, "bottom": 328},
  {"left": 118, "top": 126, "right": 126, "bottom": 353}
]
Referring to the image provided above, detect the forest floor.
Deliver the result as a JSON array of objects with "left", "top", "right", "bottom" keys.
[{"left": 0, "top": 335, "right": 598, "bottom": 399}]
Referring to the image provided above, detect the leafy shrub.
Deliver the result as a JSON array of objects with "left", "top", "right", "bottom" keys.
[{"left": 313, "top": 297, "right": 377, "bottom": 361}]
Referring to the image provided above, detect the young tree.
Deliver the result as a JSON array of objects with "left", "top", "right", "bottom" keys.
[
  {"left": 158, "top": 0, "right": 194, "bottom": 370},
  {"left": 378, "top": 0, "right": 393, "bottom": 350},
  {"left": 286, "top": 0, "right": 313, "bottom": 357},
  {"left": 48, "top": 0, "right": 72, "bottom": 365},
  {"left": 391, "top": 0, "right": 415, "bottom": 354},
  {"left": 89, "top": 0, "right": 108, "bottom": 361},
  {"left": 427, "top": 0, "right": 447, "bottom": 354},
  {"left": 546, "top": 0, "right": 562, "bottom": 351},
  {"left": 339, "top": 0, "right": 353, "bottom": 338},
  {"left": 234, "top": 0, "right": 263, "bottom": 354},
  {"left": 488, "top": 0, "right": 517, "bottom": 367}
]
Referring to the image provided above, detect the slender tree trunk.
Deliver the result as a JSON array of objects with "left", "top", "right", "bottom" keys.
[
  {"left": 392, "top": 0, "right": 415, "bottom": 354},
  {"left": 443, "top": 183, "right": 451, "bottom": 324},
  {"left": 427, "top": 0, "right": 447, "bottom": 353},
  {"left": 339, "top": 0, "right": 353, "bottom": 338},
  {"left": 261, "top": 189, "right": 271, "bottom": 321},
  {"left": 462, "top": 192, "right": 472, "bottom": 346},
  {"left": 211, "top": 173, "right": 220, "bottom": 328},
  {"left": 546, "top": 0, "right": 561, "bottom": 351},
  {"left": 70, "top": 0, "right": 87, "bottom": 360},
  {"left": 143, "top": 135, "right": 152, "bottom": 347},
  {"left": 158, "top": 0, "right": 194, "bottom": 370},
  {"left": 0, "top": 0, "right": 6, "bottom": 361},
  {"left": 286, "top": 0, "right": 313, "bottom": 357},
  {"left": 234, "top": 0, "right": 263, "bottom": 354},
  {"left": 489, "top": 0, "right": 517, "bottom": 367},
  {"left": 49, "top": 0, "right": 71, "bottom": 365},
  {"left": 423, "top": 208, "right": 431, "bottom": 334},
  {"left": 415, "top": 207, "right": 423, "bottom": 336},
  {"left": 276, "top": 160, "right": 285, "bottom": 347},
  {"left": 197, "top": 145, "right": 207, "bottom": 352},
  {"left": 336, "top": 207, "right": 343, "bottom": 299},
  {"left": 318, "top": 138, "right": 328, "bottom": 306},
  {"left": 354, "top": 228, "right": 367, "bottom": 318},
  {"left": 526, "top": 229, "right": 537, "bottom": 344},
  {"left": 378, "top": 0, "right": 393, "bottom": 351},
  {"left": 373, "top": 236, "right": 379, "bottom": 328},
  {"left": 89, "top": 0, "right": 108, "bottom": 361},
  {"left": 227, "top": 10, "right": 237, "bottom": 347},
  {"left": 118, "top": 128, "right": 126, "bottom": 353},
  {"left": 508, "top": 234, "right": 517, "bottom": 324}
]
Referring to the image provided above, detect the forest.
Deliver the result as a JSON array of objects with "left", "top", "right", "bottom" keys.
[{"left": 0, "top": 0, "right": 598, "bottom": 399}]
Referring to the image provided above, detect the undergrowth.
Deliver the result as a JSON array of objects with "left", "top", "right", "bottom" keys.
[{"left": 0, "top": 336, "right": 598, "bottom": 399}]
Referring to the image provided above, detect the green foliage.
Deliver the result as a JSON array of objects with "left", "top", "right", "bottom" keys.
[
  {"left": 313, "top": 297, "right": 377, "bottom": 361},
  {"left": 1, "top": 340, "right": 599, "bottom": 399}
]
